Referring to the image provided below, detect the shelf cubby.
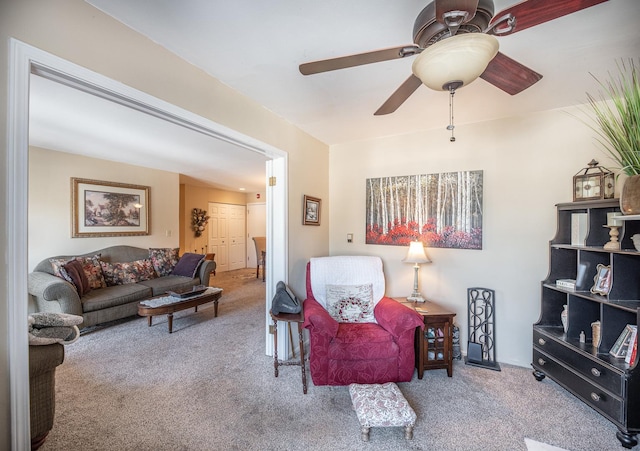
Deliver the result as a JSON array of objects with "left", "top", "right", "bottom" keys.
[
  {"left": 567, "top": 294, "right": 600, "bottom": 342},
  {"left": 545, "top": 247, "right": 577, "bottom": 283},
  {"left": 610, "top": 253, "right": 640, "bottom": 300}
]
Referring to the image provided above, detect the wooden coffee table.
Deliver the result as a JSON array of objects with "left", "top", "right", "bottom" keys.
[{"left": 138, "top": 287, "right": 223, "bottom": 333}]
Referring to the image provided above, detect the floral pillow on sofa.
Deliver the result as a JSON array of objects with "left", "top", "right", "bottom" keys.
[
  {"left": 149, "top": 248, "right": 180, "bottom": 277},
  {"left": 326, "top": 283, "right": 376, "bottom": 323},
  {"left": 50, "top": 254, "right": 106, "bottom": 290},
  {"left": 100, "top": 259, "right": 156, "bottom": 286},
  {"left": 49, "top": 258, "right": 75, "bottom": 284}
]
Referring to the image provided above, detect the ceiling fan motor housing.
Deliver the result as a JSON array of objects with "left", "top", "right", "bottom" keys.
[{"left": 413, "top": 0, "right": 495, "bottom": 47}]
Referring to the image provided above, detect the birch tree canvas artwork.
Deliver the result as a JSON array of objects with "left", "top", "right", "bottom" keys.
[{"left": 366, "top": 170, "right": 483, "bottom": 249}]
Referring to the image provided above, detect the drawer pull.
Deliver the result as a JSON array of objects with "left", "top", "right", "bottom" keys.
[
  {"left": 591, "top": 368, "right": 601, "bottom": 377},
  {"left": 538, "top": 338, "right": 546, "bottom": 346},
  {"left": 590, "top": 392, "right": 601, "bottom": 402},
  {"left": 538, "top": 358, "right": 546, "bottom": 366}
]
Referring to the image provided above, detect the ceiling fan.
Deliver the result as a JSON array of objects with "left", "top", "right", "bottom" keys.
[{"left": 299, "top": 0, "right": 609, "bottom": 116}]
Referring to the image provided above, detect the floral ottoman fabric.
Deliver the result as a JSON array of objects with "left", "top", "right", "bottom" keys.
[{"left": 349, "top": 382, "right": 416, "bottom": 441}]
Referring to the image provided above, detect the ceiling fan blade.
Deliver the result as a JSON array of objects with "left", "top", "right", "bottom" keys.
[
  {"left": 479, "top": 52, "right": 542, "bottom": 95},
  {"left": 374, "top": 75, "right": 423, "bottom": 116},
  {"left": 299, "top": 45, "right": 421, "bottom": 75},
  {"left": 489, "top": 0, "right": 608, "bottom": 36},
  {"left": 435, "top": 0, "right": 479, "bottom": 25}
]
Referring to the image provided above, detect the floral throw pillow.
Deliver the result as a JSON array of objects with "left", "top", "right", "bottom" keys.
[
  {"left": 49, "top": 258, "right": 74, "bottom": 284},
  {"left": 100, "top": 259, "right": 156, "bottom": 286},
  {"left": 77, "top": 255, "right": 107, "bottom": 289},
  {"left": 326, "top": 283, "right": 376, "bottom": 323},
  {"left": 50, "top": 255, "right": 106, "bottom": 290},
  {"left": 149, "top": 248, "right": 180, "bottom": 277}
]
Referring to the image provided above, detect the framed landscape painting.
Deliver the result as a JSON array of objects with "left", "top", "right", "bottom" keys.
[
  {"left": 72, "top": 178, "right": 150, "bottom": 237},
  {"left": 366, "top": 170, "right": 483, "bottom": 249}
]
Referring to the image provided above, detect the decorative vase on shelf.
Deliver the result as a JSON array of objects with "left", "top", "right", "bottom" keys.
[
  {"left": 561, "top": 305, "right": 568, "bottom": 333},
  {"left": 620, "top": 175, "right": 640, "bottom": 215},
  {"left": 592, "top": 320, "right": 602, "bottom": 348}
]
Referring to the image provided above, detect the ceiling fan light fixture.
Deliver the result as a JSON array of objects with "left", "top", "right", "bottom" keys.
[{"left": 411, "top": 33, "right": 499, "bottom": 91}]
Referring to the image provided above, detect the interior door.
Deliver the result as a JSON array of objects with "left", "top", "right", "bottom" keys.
[
  {"left": 208, "top": 203, "right": 228, "bottom": 272},
  {"left": 228, "top": 205, "right": 246, "bottom": 270}
]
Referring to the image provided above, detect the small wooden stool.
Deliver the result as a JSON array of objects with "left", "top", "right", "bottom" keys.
[{"left": 349, "top": 382, "right": 416, "bottom": 441}]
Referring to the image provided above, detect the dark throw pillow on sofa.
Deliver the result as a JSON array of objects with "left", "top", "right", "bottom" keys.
[
  {"left": 171, "top": 253, "right": 205, "bottom": 278},
  {"left": 63, "top": 259, "right": 91, "bottom": 297}
]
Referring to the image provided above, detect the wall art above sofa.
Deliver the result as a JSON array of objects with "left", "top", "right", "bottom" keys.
[{"left": 71, "top": 177, "right": 150, "bottom": 238}]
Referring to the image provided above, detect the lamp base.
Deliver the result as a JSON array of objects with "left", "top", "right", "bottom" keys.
[{"left": 407, "top": 294, "right": 425, "bottom": 302}]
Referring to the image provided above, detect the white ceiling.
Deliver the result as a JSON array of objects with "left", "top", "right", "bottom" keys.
[
  {"left": 29, "top": 0, "right": 640, "bottom": 190},
  {"left": 29, "top": 75, "right": 269, "bottom": 192}
]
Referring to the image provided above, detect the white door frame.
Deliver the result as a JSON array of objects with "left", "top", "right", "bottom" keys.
[
  {"left": 265, "top": 159, "right": 289, "bottom": 357},
  {"left": 6, "top": 39, "right": 288, "bottom": 449}
]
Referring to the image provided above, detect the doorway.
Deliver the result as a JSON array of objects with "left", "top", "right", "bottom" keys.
[
  {"left": 246, "top": 202, "right": 266, "bottom": 269},
  {"left": 208, "top": 202, "right": 247, "bottom": 272},
  {"left": 7, "top": 38, "right": 288, "bottom": 448}
]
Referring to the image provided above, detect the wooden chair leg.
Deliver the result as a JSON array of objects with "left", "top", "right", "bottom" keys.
[
  {"left": 405, "top": 425, "right": 414, "bottom": 440},
  {"left": 288, "top": 322, "right": 295, "bottom": 359}
]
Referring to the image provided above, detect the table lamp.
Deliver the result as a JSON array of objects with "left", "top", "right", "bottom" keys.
[{"left": 402, "top": 241, "right": 431, "bottom": 302}]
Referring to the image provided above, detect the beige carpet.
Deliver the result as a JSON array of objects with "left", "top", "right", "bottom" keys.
[
  {"left": 39, "top": 268, "right": 624, "bottom": 450},
  {"left": 525, "top": 438, "right": 568, "bottom": 451}
]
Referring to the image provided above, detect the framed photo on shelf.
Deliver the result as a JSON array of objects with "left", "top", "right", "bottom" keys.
[
  {"left": 610, "top": 324, "right": 636, "bottom": 358},
  {"left": 303, "top": 195, "right": 321, "bottom": 226},
  {"left": 72, "top": 178, "right": 150, "bottom": 238},
  {"left": 590, "top": 263, "right": 612, "bottom": 296}
]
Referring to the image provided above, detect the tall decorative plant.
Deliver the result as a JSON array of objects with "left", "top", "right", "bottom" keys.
[{"left": 585, "top": 59, "right": 640, "bottom": 176}]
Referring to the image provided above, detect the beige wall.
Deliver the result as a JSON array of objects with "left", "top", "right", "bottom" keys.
[
  {"left": 28, "top": 147, "right": 258, "bottom": 268},
  {"left": 288, "top": 142, "right": 331, "bottom": 296},
  {"left": 180, "top": 183, "right": 249, "bottom": 254},
  {"left": 1, "top": 0, "right": 329, "bottom": 447},
  {"left": 329, "top": 106, "right": 620, "bottom": 368},
  {"left": 28, "top": 147, "right": 180, "bottom": 273}
]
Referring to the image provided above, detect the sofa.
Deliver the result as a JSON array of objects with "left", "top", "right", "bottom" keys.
[
  {"left": 28, "top": 245, "right": 216, "bottom": 328},
  {"left": 29, "top": 343, "right": 64, "bottom": 450},
  {"left": 303, "top": 256, "right": 424, "bottom": 386}
]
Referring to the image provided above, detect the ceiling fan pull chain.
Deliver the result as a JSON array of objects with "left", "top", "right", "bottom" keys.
[{"left": 447, "top": 85, "right": 456, "bottom": 142}]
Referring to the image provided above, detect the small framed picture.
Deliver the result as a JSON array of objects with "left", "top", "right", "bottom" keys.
[
  {"left": 303, "top": 195, "right": 321, "bottom": 226},
  {"left": 590, "top": 263, "right": 612, "bottom": 296}
]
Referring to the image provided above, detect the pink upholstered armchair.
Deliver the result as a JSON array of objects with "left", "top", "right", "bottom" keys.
[{"left": 303, "top": 256, "right": 424, "bottom": 386}]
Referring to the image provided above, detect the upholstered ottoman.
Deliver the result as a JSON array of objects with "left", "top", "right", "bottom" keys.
[{"left": 348, "top": 382, "right": 417, "bottom": 441}]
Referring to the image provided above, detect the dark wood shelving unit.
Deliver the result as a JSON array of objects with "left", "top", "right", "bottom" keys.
[{"left": 533, "top": 199, "right": 640, "bottom": 449}]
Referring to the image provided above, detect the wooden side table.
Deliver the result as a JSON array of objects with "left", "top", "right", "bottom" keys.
[
  {"left": 396, "top": 298, "right": 456, "bottom": 378},
  {"left": 270, "top": 309, "right": 307, "bottom": 394}
]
